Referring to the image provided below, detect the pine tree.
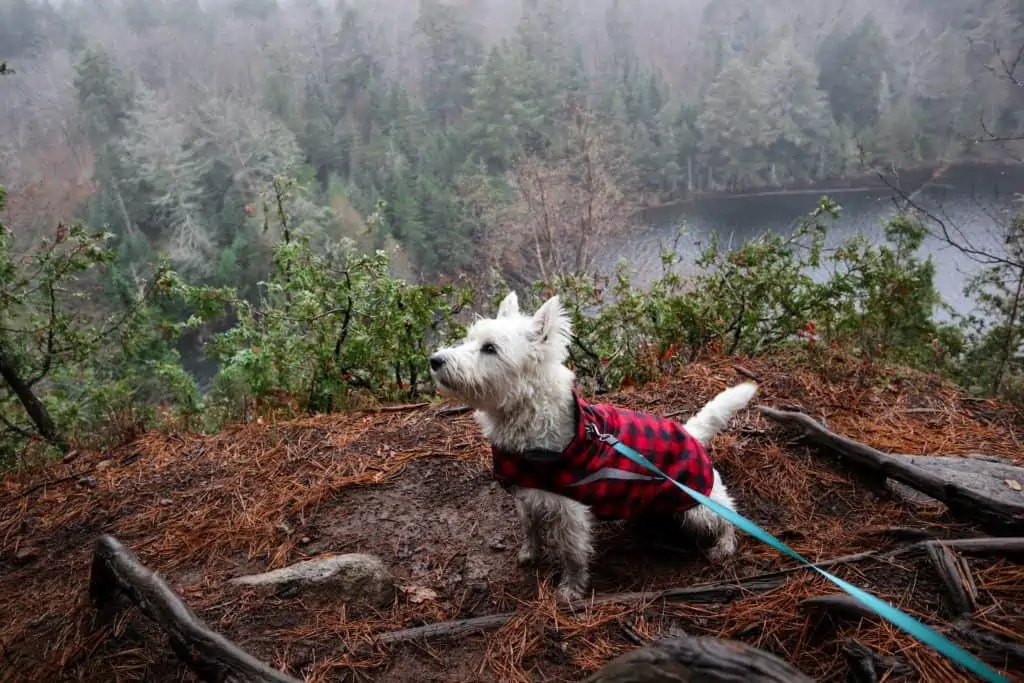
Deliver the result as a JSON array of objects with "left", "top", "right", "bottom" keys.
[
  {"left": 817, "top": 15, "right": 892, "bottom": 132},
  {"left": 414, "top": 0, "right": 484, "bottom": 130},
  {"left": 696, "top": 57, "right": 771, "bottom": 189},
  {"left": 758, "top": 35, "right": 835, "bottom": 183},
  {"left": 464, "top": 45, "right": 521, "bottom": 173}
]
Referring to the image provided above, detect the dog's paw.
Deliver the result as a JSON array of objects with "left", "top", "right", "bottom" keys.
[
  {"left": 517, "top": 544, "right": 539, "bottom": 566},
  {"left": 705, "top": 536, "right": 737, "bottom": 563},
  {"left": 556, "top": 581, "right": 585, "bottom": 603}
]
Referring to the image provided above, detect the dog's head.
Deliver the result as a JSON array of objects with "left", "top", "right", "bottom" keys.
[{"left": 429, "top": 291, "right": 573, "bottom": 409}]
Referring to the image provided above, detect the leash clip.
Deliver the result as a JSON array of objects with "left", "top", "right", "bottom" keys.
[{"left": 585, "top": 423, "right": 619, "bottom": 446}]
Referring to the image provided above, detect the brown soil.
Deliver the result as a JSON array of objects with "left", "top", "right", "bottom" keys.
[{"left": 2, "top": 354, "right": 1023, "bottom": 683}]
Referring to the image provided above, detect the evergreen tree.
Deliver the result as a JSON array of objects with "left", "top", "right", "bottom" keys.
[
  {"left": 696, "top": 57, "right": 771, "bottom": 189},
  {"left": 759, "top": 35, "right": 835, "bottom": 184},
  {"left": 817, "top": 15, "right": 892, "bottom": 132},
  {"left": 414, "top": 0, "right": 483, "bottom": 130}
]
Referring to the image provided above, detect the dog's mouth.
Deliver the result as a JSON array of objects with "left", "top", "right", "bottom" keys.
[
  {"left": 429, "top": 367, "right": 454, "bottom": 393},
  {"left": 429, "top": 369, "right": 477, "bottom": 403}
]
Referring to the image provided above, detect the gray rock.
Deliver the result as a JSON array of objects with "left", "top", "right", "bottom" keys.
[{"left": 230, "top": 553, "right": 395, "bottom": 606}]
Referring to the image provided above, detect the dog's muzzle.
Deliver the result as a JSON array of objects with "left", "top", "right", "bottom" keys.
[{"left": 429, "top": 353, "right": 451, "bottom": 389}]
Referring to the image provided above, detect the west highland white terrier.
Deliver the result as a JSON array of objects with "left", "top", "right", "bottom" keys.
[{"left": 429, "top": 292, "right": 757, "bottom": 601}]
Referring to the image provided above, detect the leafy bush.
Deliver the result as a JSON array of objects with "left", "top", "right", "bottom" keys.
[
  {"left": 952, "top": 205, "right": 1024, "bottom": 399},
  {"left": 0, "top": 185, "right": 216, "bottom": 463},
  {"left": 191, "top": 181, "right": 473, "bottom": 422},
  {"left": 532, "top": 198, "right": 948, "bottom": 394}
]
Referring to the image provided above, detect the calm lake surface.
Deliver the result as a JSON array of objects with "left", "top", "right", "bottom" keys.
[{"left": 597, "top": 163, "right": 1024, "bottom": 320}]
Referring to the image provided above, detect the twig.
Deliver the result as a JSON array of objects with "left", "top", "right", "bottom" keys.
[
  {"left": 618, "top": 621, "right": 649, "bottom": 647},
  {"left": 437, "top": 405, "right": 473, "bottom": 417},
  {"left": 585, "top": 549, "right": 883, "bottom": 608},
  {"left": 0, "top": 467, "right": 96, "bottom": 505},
  {"left": 731, "top": 364, "right": 762, "bottom": 383},
  {"left": 374, "top": 614, "right": 515, "bottom": 646},
  {"left": 89, "top": 535, "right": 301, "bottom": 683},
  {"left": 0, "top": 412, "right": 33, "bottom": 440},
  {"left": 855, "top": 526, "right": 942, "bottom": 541},
  {"left": 925, "top": 543, "right": 978, "bottom": 617},
  {"left": 758, "top": 406, "right": 1024, "bottom": 533},
  {"left": 361, "top": 403, "right": 430, "bottom": 414}
]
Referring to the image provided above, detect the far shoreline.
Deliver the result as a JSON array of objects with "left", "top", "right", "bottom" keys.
[{"left": 639, "top": 159, "right": 1024, "bottom": 212}]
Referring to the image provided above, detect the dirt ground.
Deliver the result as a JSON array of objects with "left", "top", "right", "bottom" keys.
[{"left": 1, "top": 354, "right": 1023, "bottom": 682}]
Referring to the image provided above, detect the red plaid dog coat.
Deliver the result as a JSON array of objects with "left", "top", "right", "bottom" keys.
[{"left": 492, "top": 393, "right": 714, "bottom": 521}]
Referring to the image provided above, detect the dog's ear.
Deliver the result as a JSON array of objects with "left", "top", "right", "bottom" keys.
[
  {"left": 497, "top": 291, "right": 519, "bottom": 318},
  {"left": 530, "top": 295, "right": 572, "bottom": 348}
]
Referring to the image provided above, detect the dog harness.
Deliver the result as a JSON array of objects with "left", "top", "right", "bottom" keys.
[{"left": 491, "top": 393, "right": 715, "bottom": 521}]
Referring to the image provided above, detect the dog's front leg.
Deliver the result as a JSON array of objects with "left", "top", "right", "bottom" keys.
[
  {"left": 515, "top": 489, "right": 594, "bottom": 601},
  {"left": 513, "top": 487, "right": 543, "bottom": 566},
  {"left": 542, "top": 493, "right": 594, "bottom": 602}
]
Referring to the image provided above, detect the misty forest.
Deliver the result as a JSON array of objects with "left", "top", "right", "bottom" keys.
[{"left": 1, "top": 0, "right": 1024, "bottom": 457}]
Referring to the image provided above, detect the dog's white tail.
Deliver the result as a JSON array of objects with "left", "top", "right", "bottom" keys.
[{"left": 684, "top": 381, "right": 758, "bottom": 446}]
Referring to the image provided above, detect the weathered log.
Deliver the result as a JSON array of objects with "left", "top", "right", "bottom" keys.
[
  {"left": 583, "top": 635, "right": 814, "bottom": 683},
  {"left": 89, "top": 534, "right": 301, "bottom": 683},
  {"left": 921, "top": 537, "right": 1024, "bottom": 557},
  {"left": 757, "top": 406, "right": 1024, "bottom": 533}
]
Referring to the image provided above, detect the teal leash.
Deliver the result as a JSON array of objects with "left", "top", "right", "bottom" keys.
[{"left": 584, "top": 424, "right": 1008, "bottom": 683}]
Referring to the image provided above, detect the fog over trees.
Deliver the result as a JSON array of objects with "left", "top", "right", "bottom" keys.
[{"left": 1, "top": 0, "right": 1022, "bottom": 283}]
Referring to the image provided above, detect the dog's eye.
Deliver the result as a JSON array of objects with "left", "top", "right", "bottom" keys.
[{"left": 480, "top": 342, "right": 498, "bottom": 355}]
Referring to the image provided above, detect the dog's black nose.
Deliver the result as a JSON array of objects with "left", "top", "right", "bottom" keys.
[{"left": 429, "top": 354, "right": 445, "bottom": 372}]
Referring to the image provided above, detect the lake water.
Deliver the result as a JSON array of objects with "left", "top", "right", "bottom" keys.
[{"left": 596, "top": 163, "right": 1024, "bottom": 320}]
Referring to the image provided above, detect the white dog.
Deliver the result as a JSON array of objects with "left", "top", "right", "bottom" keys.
[{"left": 429, "top": 292, "right": 757, "bottom": 601}]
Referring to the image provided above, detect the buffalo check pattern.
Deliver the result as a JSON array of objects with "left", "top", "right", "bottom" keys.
[{"left": 492, "top": 393, "right": 714, "bottom": 520}]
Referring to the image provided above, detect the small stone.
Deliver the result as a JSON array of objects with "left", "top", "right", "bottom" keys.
[
  {"left": 300, "top": 536, "right": 311, "bottom": 545},
  {"left": 402, "top": 584, "right": 438, "bottom": 604},
  {"left": 76, "top": 476, "right": 97, "bottom": 489},
  {"left": 464, "top": 554, "right": 489, "bottom": 583},
  {"left": 229, "top": 553, "right": 395, "bottom": 607},
  {"left": 159, "top": 498, "right": 173, "bottom": 506},
  {"left": 487, "top": 535, "right": 507, "bottom": 551}
]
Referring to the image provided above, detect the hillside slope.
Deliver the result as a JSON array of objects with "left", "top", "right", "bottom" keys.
[{"left": 1, "top": 355, "right": 1022, "bottom": 682}]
